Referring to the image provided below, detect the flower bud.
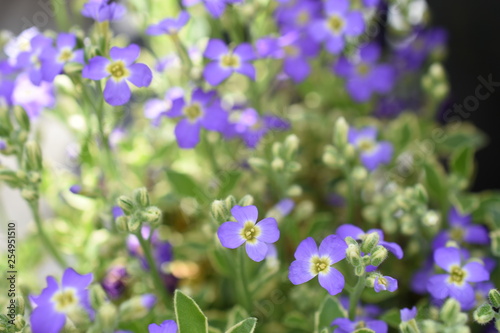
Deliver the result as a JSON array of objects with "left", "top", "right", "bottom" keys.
[
  {"left": 284, "top": 134, "right": 299, "bottom": 159},
  {"left": 286, "top": 185, "right": 302, "bottom": 197},
  {"left": 344, "top": 236, "right": 358, "bottom": 246},
  {"left": 28, "top": 171, "right": 42, "bottom": 184},
  {"left": 473, "top": 303, "right": 494, "bottom": 325},
  {"left": 370, "top": 245, "right": 388, "bottom": 266},
  {"left": 211, "top": 200, "right": 229, "bottom": 222},
  {"left": 361, "top": 255, "right": 371, "bottom": 266},
  {"left": 490, "top": 230, "right": 500, "bottom": 257},
  {"left": 238, "top": 194, "right": 254, "bottom": 207},
  {"left": 133, "top": 187, "right": 150, "bottom": 208},
  {"left": 272, "top": 142, "right": 283, "bottom": 157},
  {"left": 119, "top": 294, "right": 156, "bottom": 321},
  {"left": 440, "top": 298, "right": 461, "bottom": 325},
  {"left": 0, "top": 169, "right": 22, "bottom": 187},
  {"left": 354, "top": 265, "right": 365, "bottom": 276},
  {"left": 271, "top": 158, "right": 285, "bottom": 171},
  {"left": 288, "top": 161, "right": 302, "bottom": 173},
  {"left": 323, "top": 146, "right": 344, "bottom": 169},
  {"left": 115, "top": 216, "right": 129, "bottom": 232},
  {"left": 346, "top": 244, "right": 362, "bottom": 267},
  {"left": 90, "top": 284, "right": 108, "bottom": 309},
  {"left": 399, "top": 321, "right": 421, "bottom": 333},
  {"left": 97, "top": 303, "right": 118, "bottom": 331},
  {"left": 248, "top": 157, "right": 268, "bottom": 172},
  {"left": 14, "top": 108, "right": 30, "bottom": 131},
  {"left": 21, "top": 188, "right": 38, "bottom": 202},
  {"left": 24, "top": 141, "right": 43, "bottom": 171},
  {"left": 14, "top": 314, "right": 25, "bottom": 330},
  {"left": 488, "top": 289, "right": 500, "bottom": 308},
  {"left": 141, "top": 206, "right": 162, "bottom": 227},
  {"left": 361, "top": 232, "right": 380, "bottom": 254},
  {"left": 117, "top": 195, "right": 135, "bottom": 215},
  {"left": 15, "top": 296, "right": 25, "bottom": 315},
  {"left": 423, "top": 210, "right": 440, "bottom": 227},
  {"left": 333, "top": 117, "right": 349, "bottom": 148},
  {"left": 225, "top": 195, "right": 237, "bottom": 209},
  {"left": 127, "top": 215, "right": 142, "bottom": 232}
]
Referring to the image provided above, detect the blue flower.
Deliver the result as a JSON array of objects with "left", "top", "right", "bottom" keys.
[{"left": 347, "top": 127, "right": 394, "bottom": 171}]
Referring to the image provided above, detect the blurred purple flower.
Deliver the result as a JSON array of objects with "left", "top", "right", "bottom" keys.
[
  {"left": 12, "top": 73, "right": 55, "bottom": 118},
  {"left": 400, "top": 306, "right": 417, "bottom": 322},
  {"left": 101, "top": 265, "right": 128, "bottom": 299},
  {"left": 40, "top": 33, "right": 84, "bottom": 82},
  {"left": 81, "top": 0, "right": 126, "bottom": 22},
  {"left": 146, "top": 11, "right": 190, "bottom": 35},
  {"left": 149, "top": 320, "right": 178, "bottom": 333},
  {"left": 144, "top": 87, "right": 184, "bottom": 126},
  {"left": 183, "top": 0, "right": 242, "bottom": 18},
  {"left": 15, "top": 34, "right": 52, "bottom": 85},
  {"left": 348, "top": 127, "right": 393, "bottom": 171},
  {"left": 373, "top": 275, "right": 398, "bottom": 293}
]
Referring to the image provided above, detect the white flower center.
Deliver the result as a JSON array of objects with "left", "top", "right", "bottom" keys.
[{"left": 51, "top": 288, "right": 79, "bottom": 313}]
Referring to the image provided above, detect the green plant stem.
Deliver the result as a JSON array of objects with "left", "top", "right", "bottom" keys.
[
  {"left": 348, "top": 273, "right": 366, "bottom": 320},
  {"left": 136, "top": 230, "right": 171, "bottom": 309},
  {"left": 237, "top": 247, "right": 252, "bottom": 312},
  {"left": 29, "top": 201, "right": 67, "bottom": 268}
]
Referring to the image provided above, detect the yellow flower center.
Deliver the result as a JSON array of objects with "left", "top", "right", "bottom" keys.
[
  {"left": 58, "top": 49, "right": 74, "bottom": 62},
  {"left": 448, "top": 265, "right": 467, "bottom": 285},
  {"left": 378, "top": 277, "right": 388, "bottom": 287},
  {"left": 240, "top": 221, "right": 261, "bottom": 243},
  {"left": 450, "top": 228, "right": 464, "bottom": 242},
  {"left": 296, "top": 11, "right": 310, "bottom": 25},
  {"left": 356, "top": 321, "right": 366, "bottom": 329},
  {"left": 220, "top": 54, "right": 240, "bottom": 69},
  {"left": 328, "top": 15, "right": 345, "bottom": 34},
  {"left": 183, "top": 103, "right": 202, "bottom": 121},
  {"left": 358, "top": 139, "right": 375, "bottom": 152},
  {"left": 357, "top": 63, "right": 371, "bottom": 76},
  {"left": 51, "top": 288, "right": 78, "bottom": 313},
  {"left": 107, "top": 61, "right": 129, "bottom": 81},
  {"left": 310, "top": 256, "right": 332, "bottom": 275},
  {"left": 283, "top": 45, "right": 299, "bottom": 57}
]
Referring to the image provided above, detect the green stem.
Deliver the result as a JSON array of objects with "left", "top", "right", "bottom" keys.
[
  {"left": 50, "top": 0, "right": 70, "bottom": 30},
  {"left": 237, "top": 247, "right": 252, "bottom": 312},
  {"left": 29, "top": 201, "right": 67, "bottom": 268},
  {"left": 136, "top": 230, "right": 171, "bottom": 309},
  {"left": 348, "top": 273, "right": 366, "bottom": 320}
]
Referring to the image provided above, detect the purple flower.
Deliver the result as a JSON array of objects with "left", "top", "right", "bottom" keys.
[
  {"left": 12, "top": 73, "right": 55, "bottom": 118},
  {"left": 0, "top": 140, "right": 6, "bottom": 151},
  {"left": 373, "top": 275, "right": 398, "bottom": 293},
  {"left": 288, "top": 235, "right": 347, "bottom": 295},
  {"left": 332, "top": 318, "right": 387, "bottom": 333},
  {"left": 149, "top": 320, "right": 178, "bottom": 333},
  {"left": 40, "top": 33, "right": 84, "bottom": 82},
  {"left": 427, "top": 246, "right": 489, "bottom": 308},
  {"left": 309, "top": 0, "right": 365, "bottom": 54},
  {"left": 146, "top": 11, "right": 190, "bottom": 35},
  {"left": 411, "top": 257, "right": 434, "bottom": 294},
  {"left": 81, "top": 0, "right": 126, "bottom": 22},
  {"left": 166, "top": 88, "right": 228, "bottom": 148},
  {"left": 400, "top": 306, "right": 417, "bottom": 322},
  {"left": 4, "top": 27, "right": 40, "bottom": 67},
  {"left": 112, "top": 206, "right": 125, "bottom": 218},
  {"left": 432, "top": 206, "right": 489, "bottom": 249},
  {"left": 82, "top": 44, "right": 152, "bottom": 106},
  {"left": 69, "top": 185, "right": 82, "bottom": 194},
  {"left": 224, "top": 107, "right": 290, "bottom": 148},
  {"left": 347, "top": 127, "right": 393, "bottom": 171},
  {"left": 144, "top": 87, "right": 184, "bottom": 125},
  {"left": 30, "top": 268, "right": 94, "bottom": 333},
  {"left": 274, "top": 0, "right": 322, "bottom": 35},
  {"left": 274, "top": 198, "right": 295, "bottom": 216},
  {"left": 334, "top": 43, "right": 396, "bottom": 102},
  {"left": 101, "top": 265, "right": 128, "bottom": 299},
  {"left": 182, "top": 0, "right": 242, "bottom": 18},
  {"left": 15, "top": 34, "right": 52, "bottom": 85},
  {"left": 203, "top": 39, "right": 256, "bottom": 86},
  {"left": 141, "top": 294, "right": 157, "bottom": 309},
  {"left": 217, "top": 205, "right": 280, "bottom": 262},
  {"left": 336, "top": 224, "right": 403, "bottom": 259}
]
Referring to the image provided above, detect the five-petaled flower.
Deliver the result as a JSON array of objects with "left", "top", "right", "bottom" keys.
[
  {"left": 81, "top": 0, "right": 126, "bottom": 22},
  {"left": 82, "top": 44, "right": 153, "bottom": 106},
  {"left": 288, "top": 235, "right": 347, "bottom": 295},
  {"left": 146, "top": 11, "right": 190, "bottom": 36},
  {"left": 217, "top": 205, "right": 280, "bottom": 262},
  {"left": 203, "top": 39, "right": 256, "bottom": 86},
  {"left": 30, "top": 268, "right": 94, "bottom": 333},
  {"left": 427, "top": 246, "right": 489, "bottom": 308},
  {"left": 149, "top": 320, "right": 178, "bottom": 333},
  {"left": 40, "top": 33, "right": 84, "bottom": 82},
  {"left": 373, "top": 274, "right": 398, "bottom": 293},
  {"left": 347, "top": 127, "right": 394, "bottom": 172}
]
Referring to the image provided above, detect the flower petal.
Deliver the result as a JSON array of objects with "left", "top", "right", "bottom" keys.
[
  {"left": 318, "top": 267, "right": 344, "bottom": 295},
  {"left": 61, "top": 268, "right": 93, "bottom": 290},
  {"left": 235, "top": 63, "right": 256, "bottom": 80},
  {"left": 448, "top": 283, "right": 474, "bottom": 308},
  {"left": 426, "top": 274, "right": 449, "bottom": 299},
  {"left": 344, "top": 11, "right": 365, "bottom": 36},
  {"left": 319, "top": 235, "right": 347, "bottom": 264},
  {"left": 434, "top": 247, "right": 461, "bottom": 272},
  {"left": 203, "top": 61, "right": 232, "bottom": 86},
  {"left": 110, "top": 44, "right": 140, "bottom": 65},
  {"left": 217, "top": 221, "right": 245, "bottom": 249},
  {"left": 463, "top": 262, "right": 489, "bottom": 282},
  {"left": 288, "top": 260, "right": 315, "bottom": 284},
  {"left": 200, "top": 104, "right": 228, "bottom": 131},
  {"left": 256, "top": 217, "right": 280, "bottom": 243},
  {"left": 174, "top": 118, "right": 201, "bottom": 148},
  {"left": 463, "top": 225, "right": 490, "bottom": 245},
  {"left": 245, "top": 240, "right": 268, "bottom": 262},
  {"left": 82, "top": 56, "right": 110, "bottom": 80},
  {"left": 233, "top": 43, "right": 256, "bottom": 61},
  {"left": 380, "top": 241, "right": 403, "bottom": 259},
  {"left": 336, "top": 224, "right": 365, "bottom": 241},
  {"left": 204, "top": 39, "right": 228, "bottom": 60},
  {"left": 103, "top": 79, "right": 131, "bottom": 106},
  {"left": 30, "top": 303, "right": 66, "bottom": 333},
  {"left": 127, "top": 63, "right": 152, "bottom": 87},
  {"left": 294, "top": 237, "right": 318, "bottom": 261},
  {"left": 448, "top": 206, "right": 471, "bottom": 226},
  {"left": 57, "top": 33, "right": 76, "bottom": 49},
  {"left": 231, "top": 205, "right": 258, "bottom": 224},
  {"left": 366, "top": 320, "right": 388, "bottom": 333}
]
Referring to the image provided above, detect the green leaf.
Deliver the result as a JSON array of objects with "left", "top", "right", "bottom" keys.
[
  {"left": 380, "top": 308, "right": 401, "bottom": 329},
  {"left": 174, "top": 290, "right": 208, "bottom": 333},
  {"left": 314, "top": 295, "right": 346, "bottom": 333},
  {"left": 225, "top": 318, "right": 257, "bottom": 333},
  {"left": 450, "top": 146, "right": 474, "bottom": 184},
  {"left": 423, "top": 162, "right": 448, "bottom": 205},
  {"left": 166, "top": 169, "right": 207, "bottom": 201},
  {"left": 283, "top": 311, "right": 312, "bottom": 331},
  {"left": 209, "top": 327, "right": 223, "bottom": 333},
  {"left": 226, "top": 305, "right": 249, "bottom": 330}
]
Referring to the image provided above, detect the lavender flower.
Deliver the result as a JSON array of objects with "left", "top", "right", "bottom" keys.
[
  {"left": 334, "top": 43, "right": 396, "bottom": 102},
  {"left": 82, "top": 44, "right": 152, "bottom": 106},
  {"left": 331, "top": 318, "right": 387, "bottom": 333},
  {"left": 183, "top": 0, "right": 242, "bottom": 18},
  {"left": 30, "top": 268, "right": 94, "bottom": 333},
  {"left": 288, "top": 235, "right": 347, "bottom": 295},
  {"left": 432, "top": 206, "right": 489, "bottom": 249},
  {"left": 149, "top": 320, "right": 178, "bottom": 333},
  {"left": 373, "top": 275, "right": 398, "bottom": 293},
  {"left": 203, "top": 39, "right": 256, "bottom": 86},
  {"left": 275, "top": 0, "right": 322, "bottom": 36},
  {"left": 427, "top": 246, "right": 489, "bottom": 308},
  {"left": 40, "top": 33, "right": 84, "bottom": 82},
  {"left": 12, "top": 73, "right": 55, "bottom": 118},
  {"left": 81, "top": 0, "right": 126, "bottom": 22},
  {"left": 309, "top": 0, "right": 365, "bottom": 54},
  {"left": 217, "top": 205, "right": 280, "bottom": 262},
  {"left": 400, "top": 306, "right": 417, "bottom": 322},
  {"left": 15, "top": 34, "right": 52, "bottom": 85},
  {"left": 4, "top": 27, "right": 40, "bottom": 67},
  {"left": 146, "top": 11, "right": 190, "bottom": 35},
  {"left": 166, "top": 88, "right": 228, "bottom": 148},
  {"left": 144, "top": 87, "right": 184, "bottom": 125},
  {"left": 347, "top": 127, "right": 394, "bottom": 171},
  {"left": 101, "top": 265, "right": 128, "bottom": 299}
]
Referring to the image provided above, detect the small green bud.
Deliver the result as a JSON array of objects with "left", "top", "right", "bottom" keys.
[
  {"left": 361, "top": 232, "right": 380, "bottom": 254},
  {"left": 238, "top": 194, "right": 254, "bottom": 207},
  {"left": 284, "top": 134, "right": 299, "bottom": 159},
  {"left": 490, "top": 230, "right": 500, "bottom": 257},
  {"left": 133, "top": 187, "right": 150, "bottom": 208},
  {"left": 288, "top": 161, "right": 302, "bottom": 173},
  {"left": 14, "top": 108, "right": 30, "bottom": 131},
  {"left": 488, "top": 289, "right": 500, "bottom": 308},
  {"left": 440, "top": 298, "right": 461, "bottom": 325},
  {"left": 370, "top": 245, "right": 388, "bottom": 266},
  {"left": 15, "top": 130, "right": 29, "bottom": 145},
  {"left": 399, "top": 320, "right": 421, "bottom": 333},
  {"left": 211, "top": 200, "right": 229, "bottom": 222},
  {"left": 128, "top": 215, "right": 142, "bottom": 232},
  {"left": 346, "top": 244, "right": 362, "bottom": 267},
  {"left": 322, "top": 146, "right": 344, "bottom": 168},
  {"left": 14, "top": 314, "right": 25, "bottom": 330},
  {"left": 0, "top": 169, "right": 21, "bottom": 186},
  {"left": 118, "top": 295, "right": 155, "bottom": 321},
  {"left": 344, "top": 236, "right": 358, "bottom": 246},
  {"left": 141, "top": 206, "right": 162, "bottom": 227},
  {"left": 97, "top": 303, "right": 118, "bottom": 331},
  {"left": 272, "top": 142, "right": 283, "bottom": 157},
  {"left": 21, "top": 188, "right": 38, "bottom": 202},
  {"left": 24, "top": 141, "right": 43, "bottom": 171},
  {"left": 354, "top": 265, "right": 365, "bottom": 277},
  {"left": 27, "top": 171, "right": 41, "bottom": 184},
  {"left": 115, "top": 216, "right": 129, "bottom": 232},
  {"left": 352, "top": 166, "right": 367, "bottom": 183},
  {"left": 248, "top": 157, "right": 268, "bottom": 172},
  {"left": 90, "top": 284, "right": 107, "bottom": 309},
  {"left": 271, "top": 158, "right": 285, "bottom": 171},
  {"left": 225, "top": 195, "right": 237, "bottom": 209},
  {"left": 333, "top": 117, "right": 349, "bottom": 148},
  {"left": 286, "top": 184, "right": 302, "bottom": 197},
  {"left": 414, "top": 184, "right": 428, "bottom": 203},
  {"left": 473, "top": 303, "right": 494, "bottom": 324},
  {"left": 422, "top": 210, "right": 440, "bottom": 228},
  {"left": 117, "top": 195, "right": 135, "bottom": 215},
  {"left": 361, "top": 255, "right": 371, "bottom": 266},
  {"left": 16, "top": 296, "right": 25, "bottom": 315}
]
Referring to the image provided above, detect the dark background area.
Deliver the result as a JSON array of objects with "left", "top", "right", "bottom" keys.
[
  {"left": 1, "top": 0, "right": 499, "bottom": 190},
  {"left": 427, "top": 0, "right": 500, "bottom": 191}
]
